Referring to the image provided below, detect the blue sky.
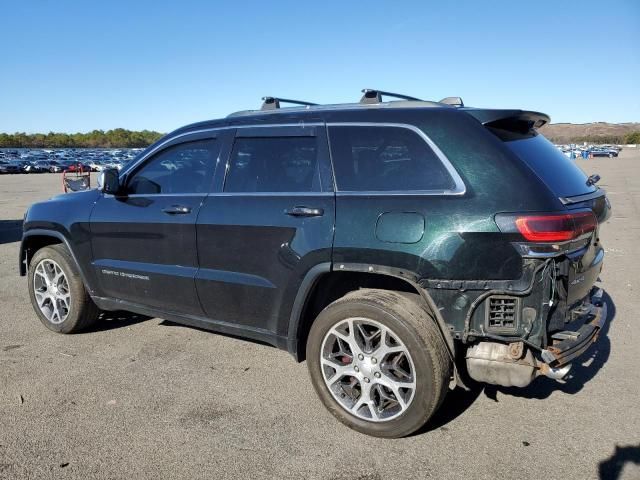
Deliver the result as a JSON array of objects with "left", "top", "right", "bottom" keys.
[{"left": 1, "top": 0, "right": 638, "bottom": 133}]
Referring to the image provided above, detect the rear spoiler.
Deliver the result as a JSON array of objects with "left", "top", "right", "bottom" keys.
[{"left": 465, "top": 109, "right": 551, "bottom": 129}]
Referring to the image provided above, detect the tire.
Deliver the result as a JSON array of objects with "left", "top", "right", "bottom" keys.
[
  {"left": 27, "top": 244, "right": 100, "bottom": 334},
  {"left": 306, "top": 289, "right": 451, "bottom": 438}
]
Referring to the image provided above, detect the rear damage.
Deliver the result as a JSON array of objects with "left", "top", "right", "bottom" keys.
[{"left": 428, "top": 110, "right": 611, "bottom": 388}]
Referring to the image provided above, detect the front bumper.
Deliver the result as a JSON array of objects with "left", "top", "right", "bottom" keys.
[{"left": 541, "top": 288, "right": 607, "bottom": 367}]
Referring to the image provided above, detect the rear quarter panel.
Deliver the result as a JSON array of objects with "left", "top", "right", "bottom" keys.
[{"left": 326, "top": 108, "right": 564, "bottom": 332}]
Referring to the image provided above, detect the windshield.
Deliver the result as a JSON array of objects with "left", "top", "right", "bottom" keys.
[{"left": 489, "top": 127, "right": 595, "bottom": 197}]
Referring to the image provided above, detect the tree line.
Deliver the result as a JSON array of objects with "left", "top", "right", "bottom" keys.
[
  {"left": 3, "top": 128, "right": 639, "bottom": 149},
  {"left": 546, "top": 131, "right": 640, "bottom": 145},
  {"left": 0, "top": 129, "right": 164, "bottom": 148}
]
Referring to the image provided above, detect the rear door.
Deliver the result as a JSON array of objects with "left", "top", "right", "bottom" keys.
[
  {"left": 90, "top": 131, "right": 221, "bottom": 315},
  {"left": 195, "top": 124, "right": 335, "bottom": 336}
]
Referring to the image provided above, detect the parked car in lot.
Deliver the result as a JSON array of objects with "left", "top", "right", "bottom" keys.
[
  {"left": 87, "top": 160, "right": 105, "bottom": 172},
  {"left": 22, "top": 161, "right": 47, "bottom": 173},
  {"left": 19, "top": 90, "right": 611, "bottom": 437},
  {"left": 0, "top": 160, "right": 25, "bottom": 174},
  {"left": 58, "top": 160, "right": 91, "bottom": 172},
  {"left": 47, "top": 161, "right": 64, "bottom": 173},
  {"left": 591, "top": 149, "right": 618, "bottom": 158},
  {"left": 30, "top": 160, "right": 55, "bottom": 173}
]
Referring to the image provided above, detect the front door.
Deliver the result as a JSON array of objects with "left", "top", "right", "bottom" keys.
[
  {"left": 195, "top": 125, "right": 335, "bottom": 336},
  {"left": 90, "top": 132, "right": 221, "bottom": 315}
]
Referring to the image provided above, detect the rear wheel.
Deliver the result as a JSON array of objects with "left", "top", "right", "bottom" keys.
[
  {"left": 306, "top": 289, "right": 451, "bottom": 438},
  {"left": 28, "top": 245, "right": 100, "bottom": 333}
]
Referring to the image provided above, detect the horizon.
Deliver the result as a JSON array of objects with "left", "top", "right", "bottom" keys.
[
  {"left": 1, "top": 120, "right": 639, "bottom": 137},
  {"left": 1, "top": 0, "right": 638, "bottom": 133}
]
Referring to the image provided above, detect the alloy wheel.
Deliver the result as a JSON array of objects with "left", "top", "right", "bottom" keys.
[
  {"left": 320, "top": 317, "right": 416, "bottom": 422},
  {"left": 33, "top": 259, "right": 71, "bottom": 324}
]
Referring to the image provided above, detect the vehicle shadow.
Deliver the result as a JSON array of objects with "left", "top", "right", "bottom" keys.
[
  {"left": 599, "top": 444, "right": 640, "bottom": 479},
  {"left": 87, "top": 310, "right": 151, "bottom": 332},
  {"left": 483, "top": 289, "right": 616, "bottom": 401},
  {"left": 419, "top": 384, "right": 483, "bottom": 434},
  {"left": 0, "top": 219, "right": 23, "bottom": 244}
]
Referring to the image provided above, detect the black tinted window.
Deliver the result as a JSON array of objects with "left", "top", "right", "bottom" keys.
[
  {"left": 328, "top": 126, "right": 455, "bottom": 192},
  {"left": 225, "top": 137, "right": 320, "bottom": 193},
  {"left": 489, "top": 128, "right": 595, "bottom": 197},
  {"left": 128, "top": 140, "right": 217, "bottom": 194}
]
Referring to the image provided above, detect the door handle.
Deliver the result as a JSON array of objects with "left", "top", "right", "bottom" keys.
[
  {"left": 162, "top": 205, "right": 192, "bottom": 215},
  {"left": 285, "top": 206, "right": 324, "bottom": 217}
]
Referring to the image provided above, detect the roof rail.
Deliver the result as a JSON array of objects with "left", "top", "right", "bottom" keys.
[
  {"left": 261, "top": 96, "right": 318, "bottom": 111},
  {"left": 360, "top": 89, "right": 423, "bottom": 104},
  {"left": 439, "top": 96, "right": 464, "bottom": 107}
]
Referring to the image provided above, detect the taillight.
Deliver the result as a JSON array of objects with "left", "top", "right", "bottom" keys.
[
  {"left": 571, "top": 211, "right": 599, "bottom": 237},
  {"left": 497, "top": 211, "right": 597, "bottom": 243}
]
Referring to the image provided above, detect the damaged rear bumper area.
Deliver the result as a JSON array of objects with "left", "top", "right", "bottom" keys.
[
  {"left": 541, "top": 289, "right": 607, "bottom": 367},
  {"left": 466, "top": 288, "right": 607, "bottom": 388}
]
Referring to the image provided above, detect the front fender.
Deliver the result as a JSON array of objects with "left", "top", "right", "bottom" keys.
[
  {"left": 20, "top": 189, "right": 100, "bottom": 292},
  {"left": 20, "top": 229, "right": 96, "bottom": 294}
]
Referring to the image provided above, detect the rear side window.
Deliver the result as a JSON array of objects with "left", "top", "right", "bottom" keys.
[
  {"left": 328, "top": 125, "right": 456, "bottom": 192},
  {"left": 224, "top": 137, "right": 320, "bottom": 193},
  {"left": 488, "top": 126, "right": 595, "bottom": 197}
]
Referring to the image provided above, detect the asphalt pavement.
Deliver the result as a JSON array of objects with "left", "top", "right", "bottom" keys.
[{"left": 0, "top": 153, "right": 638, "bottom": 479}]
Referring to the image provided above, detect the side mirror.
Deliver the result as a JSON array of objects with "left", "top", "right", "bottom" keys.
[{"left": 97, "top": 168, "right": 121, "bottom": 194}]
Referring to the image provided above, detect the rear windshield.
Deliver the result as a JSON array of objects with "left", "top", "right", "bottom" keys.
[{"left": 489, "top": 127, "right": 595, "bottom": 197}]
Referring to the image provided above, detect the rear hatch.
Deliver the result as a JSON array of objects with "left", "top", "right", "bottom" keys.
[{"left": 474, "top": 110, "right": 610, "bottom": 307}]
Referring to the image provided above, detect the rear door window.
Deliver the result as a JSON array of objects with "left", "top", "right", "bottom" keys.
[
  {"left": 224, "top": 137, "right": 320, "bottom": 193},
  {"left": 328, "top": 125, "right": 456, "bottom": 192}
]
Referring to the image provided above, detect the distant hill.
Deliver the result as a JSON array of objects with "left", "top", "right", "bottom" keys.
[{"left": 539, "top": 122, "right": 640, "bottom": 144}]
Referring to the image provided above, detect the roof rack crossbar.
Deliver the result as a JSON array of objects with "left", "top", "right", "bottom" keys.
[
  {"left": 261, "top": 96, "right": 318, "bottom": 111},
  {"left": 360, "top": 89, "right": 423, "bottom": 104}
]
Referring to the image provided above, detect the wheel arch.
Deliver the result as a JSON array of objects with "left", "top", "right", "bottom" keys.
[
  {"left": 20, "top": 229, "right": 94, "bottom": 293},
  {"left": 287, "top": 264, "right": 455, "bottom": 364}
]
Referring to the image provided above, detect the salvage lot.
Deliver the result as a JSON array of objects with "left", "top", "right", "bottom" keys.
[{"left": 1, "top": 153, "right": 639, "bottom": 480}]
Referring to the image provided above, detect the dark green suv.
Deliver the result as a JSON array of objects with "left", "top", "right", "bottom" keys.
[{"left": 20, "top": 89, "right": 610, "bottom": 437}]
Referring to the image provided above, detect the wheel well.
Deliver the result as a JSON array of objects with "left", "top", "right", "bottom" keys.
[
  {"left": 22, "top": 235, "right": 63, "bottom": 273},
  {"left": 294, "top": 271, "right": 422, "bottom": 361}
]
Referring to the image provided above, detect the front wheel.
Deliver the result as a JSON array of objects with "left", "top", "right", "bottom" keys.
[
  {"left": 27, "top": 244, "right": 100, "bottom": 333},
  {"left": 306, "top": 289, "right": 451, "bottom": 438}
]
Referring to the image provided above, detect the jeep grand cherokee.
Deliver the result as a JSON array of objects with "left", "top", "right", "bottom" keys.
[{"left": 19, "top": 89, "right": 610, "bottom": 437}]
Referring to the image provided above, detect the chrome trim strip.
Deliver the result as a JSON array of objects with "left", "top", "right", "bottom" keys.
[
  {"left": 124, "top": 193, "right": 207, "bottom": 198},
  {"left": 326, "top": 122, "right": 466, "bottom": 196},
  {"left": 119, "top": 127, "right": 221, "bottom": 176},
  {"left": 205, "top": 192, "right": 333, "bottom": 197},
  {"left": 335, "top": 190, "right": 457, "bottom": 197},
  {"left": 120, "top": 121, "right": 466, "bottom": 198},
  {"left": 120, "top": 123, "right": 324, "bottom": 176},
  {"left": 102, "top": 193, "right": 207, "bottom": 198}
]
